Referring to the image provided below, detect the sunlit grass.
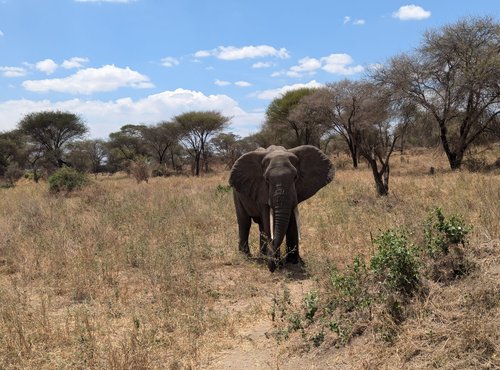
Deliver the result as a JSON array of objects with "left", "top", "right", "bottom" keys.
[{"left": 0, "top": 148, "right": 498, "bottom": 368}]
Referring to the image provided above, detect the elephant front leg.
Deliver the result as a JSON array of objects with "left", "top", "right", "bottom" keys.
[
  {"left": 285, "top": 208, "right": 300, "bottom": 264},
  {"left": 258, "top": 207, "right": 272, "bottom": 256},
  {"left": 237, "top": 214, "right": 251, "bottom": 256}
]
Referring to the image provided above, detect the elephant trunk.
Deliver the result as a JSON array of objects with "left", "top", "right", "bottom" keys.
[{"left": 268, "top": 205, "right": 292, "bottom": 272}]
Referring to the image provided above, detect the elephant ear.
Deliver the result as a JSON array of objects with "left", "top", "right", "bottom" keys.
[
  {"left": 229, "top": 150, "right": 268, "bottom": 204},
  {"left": 290, "top": 145, "right": 335, "bottom": 203}
]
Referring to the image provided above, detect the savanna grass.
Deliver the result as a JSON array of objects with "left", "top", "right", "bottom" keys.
[{"left": 0, "top": 147, "right": 499, "bottom": 369}]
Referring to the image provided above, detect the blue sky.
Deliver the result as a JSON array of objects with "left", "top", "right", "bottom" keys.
[{"left": 0, "top": 1, "right": 498, "bottom": 138}]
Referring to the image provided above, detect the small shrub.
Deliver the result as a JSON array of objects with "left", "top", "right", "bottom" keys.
[
  {"left": 463, "top": 155, "right": 488, "bottom": 172},
  {"left": 48, "top": 166, "right": 90, "bottom": 194},
  {"left": 424, "top": 208, "right": 473, "bottom": 282},
  {"left": 129, "top": 158, "right": 150, "bottom": 183},
  {"left": 424, "top": 207, "right": 471, "bottom": 256},
  {"left": 4, "top": 163, "right": 24, "bottom": 186},
  {"left": 215, "top": 184, "right": 231, "bottom": 195},
  {"left": 371, "top": 229, "right": 420, "bottom": 296},
  {"left": 328, "top": 257, "right": 371, "bottom": 312}
]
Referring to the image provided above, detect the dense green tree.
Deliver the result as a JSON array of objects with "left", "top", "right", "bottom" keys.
[
  {"left": 18, "top": 111, "right": 88, "bottom": 169},
  {"left": 264, "top": 88, "right": 316, "bottom": 147}
]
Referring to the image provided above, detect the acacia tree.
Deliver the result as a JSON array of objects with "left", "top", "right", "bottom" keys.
[
  {"left": 67, "top": 139, "right": 107, "bottom": 175},
  {"left": 107, "top": 124, "right": 148, "bottom": 171},
  {"left": 18, "top": 111, "right": 88, "bottom": 169},
  {"left": 264, "top": 88, "right": 316, "bottom": 147},
  {"left": 287, "top": 88, "right": 334, "bottom": 148},
  {"left": 140, "top": 121, "right": 180, "bottom": 167},
  {"left": 374, "top": 16, "right": 500, "bottom": 170},
  {"left": 175, "top": 111, "right": 230, "bottom": 176}
]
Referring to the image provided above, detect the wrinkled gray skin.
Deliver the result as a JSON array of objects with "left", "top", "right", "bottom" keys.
[{"left": 229, "top": 145, "right": 334, "bottom": 272}]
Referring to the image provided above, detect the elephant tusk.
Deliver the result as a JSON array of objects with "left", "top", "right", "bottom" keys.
[
  {"left": 270, "top": 208, "right": 274, "bottom": 240},
  {"left": 294, "top": 206, "right": 301, "bottom": 241}
]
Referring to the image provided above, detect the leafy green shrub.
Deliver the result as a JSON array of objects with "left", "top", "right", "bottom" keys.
[
  {"left": 215, "top": 184, "right": 231, "bottom": 195},
  {"left": 371, "top": 229, "right": 420, "bottom": 295},
  {"left": 424, "top": 207, "right": 471, "bottom": 256},
  {"left": 48, "top": 166, "right": 90, "bottom": 193},
  {"left": 328, "top": 257, "right": 371, "bottom": 312}
]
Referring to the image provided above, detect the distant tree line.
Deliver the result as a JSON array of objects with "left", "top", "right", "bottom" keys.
[{"left": 1, "top": 16, "right": 498, "bottom": 195}]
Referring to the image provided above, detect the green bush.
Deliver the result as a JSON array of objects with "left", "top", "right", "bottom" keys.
[
  {"left": 371, "top": 229, "right": 420, "bottom": 295},
  {"left": 48, "top": 166, "right": 90, "bottom": 193},
  {"left": 424, "top": 207, "right": 471, "bottom": 256},
  {"left": 328, "top": 257, "right": 371, "bottom": 312}
]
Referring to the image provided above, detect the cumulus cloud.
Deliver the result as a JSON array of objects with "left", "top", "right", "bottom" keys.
[
  {"left": 252, "top": 61, "right": 274, "bottom": 69},
  {"left": 235, "top": 81, "right": 252, "bottom": 87},
  {"left": 195, "top": 45, "right": 290, "bottom": 60},
  {"left": 321, "top": 54, "right": 364, "bottom": 75},
  {"left": 255, "top": 80, "right": 323, "bottom": 100},
  {"left": 215, "top": 79, "right": 231, "bottom": 86},
  {"left": 0, "top": 88, "right": 263, "bottom": 138},
  {"left": 0, "top": 66, "right": 27, "bottom": 78},
  {"left": 62, "top": 57, "right": 89, "bottom": 69},
  {"left": 161, "top": 57, "right": 180, "bottom": 68},
  {"left": 343, "top": 16, "right": 351, "bottom": 24},
  {"left": 35, "top": 59, "right": 58, "bottom": 75},
  {"left": 287, "top": 57, "right": 322, "bottom": 77},
  {"left": 353, "top": 19, "right": 366, "bottom": 25},
  {"left": 0, "top": 30, "right": 4, "bottom": 37},
  {"left": 281, "top": 53, "right": 363, "bottom": 78},
  {"left": 22, "top": 65, "right": 154, "bottom": 94},
  {"left": 392, "top": 5, "right": 431, "bottom": 20}
]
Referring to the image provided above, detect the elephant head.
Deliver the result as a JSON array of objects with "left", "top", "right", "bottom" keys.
[{"left": 229, "top": 145, "right": 334, "bottom": 271}]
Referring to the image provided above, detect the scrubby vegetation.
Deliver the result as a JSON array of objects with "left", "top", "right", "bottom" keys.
[{"left": 0, "top": 148, "right": 498, "bottom": 369}]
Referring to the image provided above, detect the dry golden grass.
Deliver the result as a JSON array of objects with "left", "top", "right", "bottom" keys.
[{"left": 0, "top": 147, "right": 499, "bottom": 369}]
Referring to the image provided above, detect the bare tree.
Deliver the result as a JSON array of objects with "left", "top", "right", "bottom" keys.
[
  {"left": 373, "top": 16, "right": 500, "bottom": 170},
  {"left": 327, "top": 80, "right": 376, "bottom": 168}
]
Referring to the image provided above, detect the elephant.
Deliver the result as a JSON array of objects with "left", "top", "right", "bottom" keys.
[{"left": 229, "top": 145, "right": 334, "bottom": 272}]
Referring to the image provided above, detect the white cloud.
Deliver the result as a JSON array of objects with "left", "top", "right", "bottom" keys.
[
  {"left": 0, "top": 88, "right": 263, "bottom": 138},
  {"left": 195, "top": 45, "right": 290, "bottom": 60},
  {"left": 215, "top": 79, "right": 231, "bottom": 86},
  {"left": 343, "top": 16, "right": 351, "bottom": 24},
  {"left": 392, "top": 5, "right": 431, "bottom": 20},
  {"left": 0, "top": 30, "right": 4, "bottom": 37},
  {"left": 62, "top": 57, "right": 89, "bottom": 69},
  {"left": 235, "top": 81, "right": 252, "bottom": 87},
  {"left": 287, "top": 57, "right": 322, "bottom": 77},
  {"left": 0, "top": 66, "right": 27, "bottom": 78},
  {"left": 282, "top": 54, "right": 363, "bottom": 78},
  {"left": 194, "top": 50, "right": 211, "bottom": 58},
  {"left": 35, "top": 59, "right": 58, "bottom": 75},
  {"left": 353, "top": 19, "right": 366, "bottom": 25},
  {"left": 22, "top": 65, "right": 154, "bottom": 94},
  {"left": 161, "top": 57, "right": 180, "bottom": 68},
  {"left": 255, "top": 80, "right": 323, "bottom": 100},
  {"left": 252, "top": 61, "right": 274, "bottom": 69},
  {"left": 321, "top": 54, "right": 364, "bottom": 75}
]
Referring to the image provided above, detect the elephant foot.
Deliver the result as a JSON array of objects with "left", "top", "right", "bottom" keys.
[{"left": 285, "top": 253, "right": 301, "bottom": 264}]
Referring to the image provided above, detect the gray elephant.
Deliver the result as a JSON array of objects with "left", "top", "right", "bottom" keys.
[{"left": 229, "top": 145, "right": 334, "bottom": 272}]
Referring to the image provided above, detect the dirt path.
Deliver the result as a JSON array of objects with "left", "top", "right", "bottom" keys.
[{"left": 205, "top": 273, "right": 318, "bottom": 370}]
